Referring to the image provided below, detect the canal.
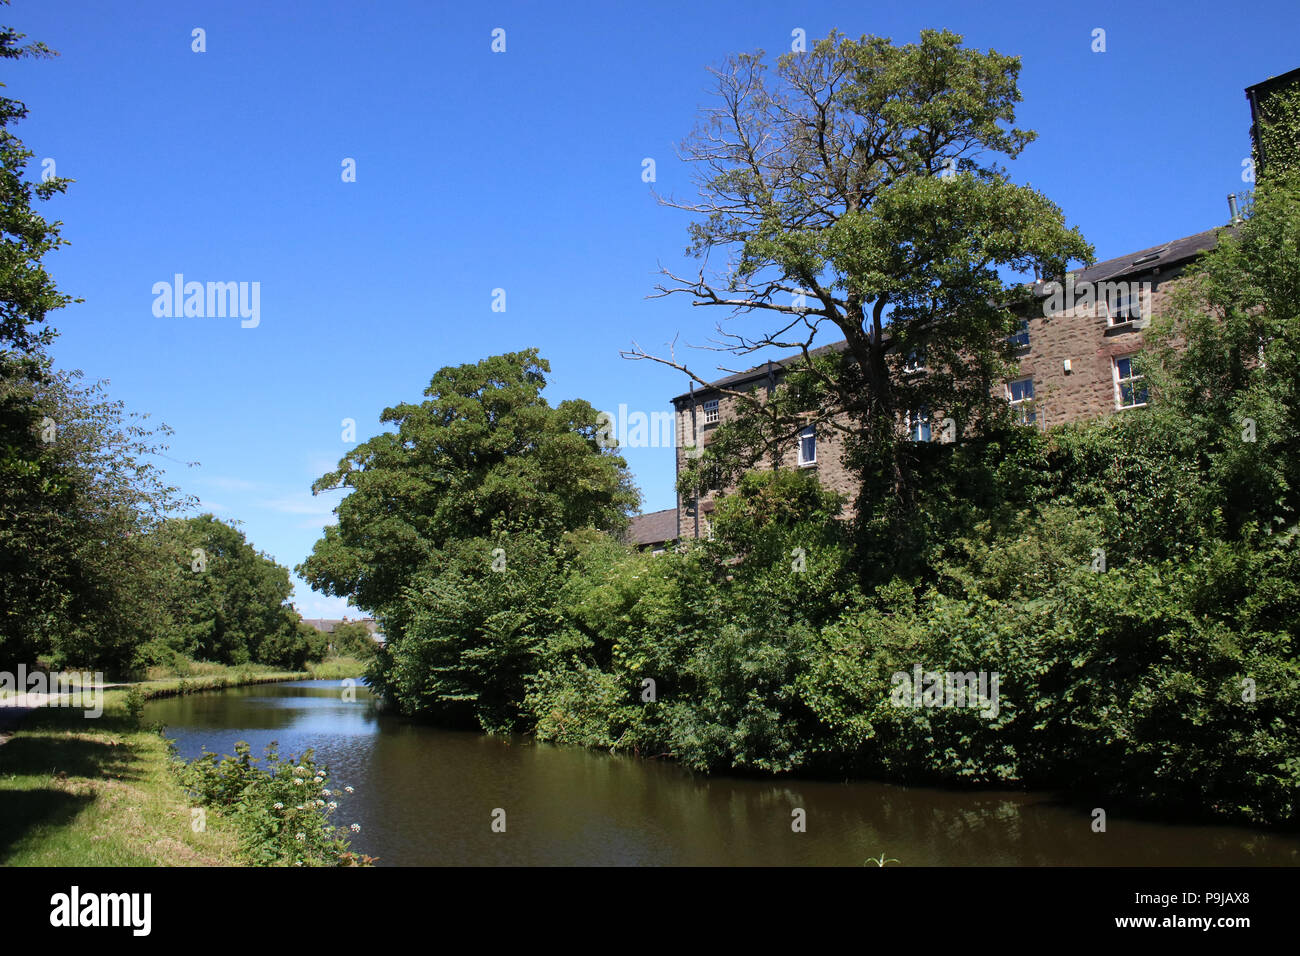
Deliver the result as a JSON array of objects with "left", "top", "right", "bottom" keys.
[{"left": 146, "top": 679, "right": 1300, "bottom": 866}]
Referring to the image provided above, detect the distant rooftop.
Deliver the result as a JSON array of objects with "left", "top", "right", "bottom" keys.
[
  {"left": 302, "top": 617, "right": 380, "bottom": 635},
  {"left": 627, "top": 508, "right": 678, "bottom": 548}
]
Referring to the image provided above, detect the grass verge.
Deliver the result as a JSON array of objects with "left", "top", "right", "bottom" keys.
[{"left": 0, "top": 659, "right": 366, "bottom": 865}]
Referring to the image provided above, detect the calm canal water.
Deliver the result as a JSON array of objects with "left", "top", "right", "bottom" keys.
[{"left": 146, "top": 680, "right": 1300, "bottom": 866}]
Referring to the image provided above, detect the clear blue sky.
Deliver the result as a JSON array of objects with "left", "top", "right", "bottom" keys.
[{"left": 10, "top": 0, "right": 1297, "bottom": 617}]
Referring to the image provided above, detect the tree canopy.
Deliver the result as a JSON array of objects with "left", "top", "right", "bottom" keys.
[
  {"left": 0, "top": 18, "right": 76, "bottom": 353},
  {"left": 297, "top": 349, "right": 639, "bottom": 721},
  {"left": 627, "top": 29, "right": 1092, "bottom": 516}
]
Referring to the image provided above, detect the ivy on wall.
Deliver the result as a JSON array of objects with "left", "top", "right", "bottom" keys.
[{"left": 1256, "top": 84, "right": 1300, "bottom": 175}]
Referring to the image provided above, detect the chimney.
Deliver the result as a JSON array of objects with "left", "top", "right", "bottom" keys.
[{"left": 1228, "top": 194, "right": 1243, "bottom": 225}]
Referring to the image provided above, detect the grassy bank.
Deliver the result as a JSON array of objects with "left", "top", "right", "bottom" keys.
[
  {"left": 304, "top": 657, "right": 368, "bottom": 680},
  {"left": 0, "top": 659, "right": 368, "bottom": 865}
]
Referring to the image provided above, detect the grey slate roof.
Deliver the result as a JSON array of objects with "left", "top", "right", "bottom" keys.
[
  {"left": 670, "top": 225, "right": 1234, "bottom": 401},
  {"left": 627, "top": 508, "right": 678, "bottom": 547},
  {"left": 1034, "top": 225, "right": 1236, "bottom": 291},
  {"left": 670, "top": 340, "right": 851, "bottom": 404}
]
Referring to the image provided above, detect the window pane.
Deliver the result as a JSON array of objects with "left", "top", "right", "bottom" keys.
[
  {"left": 799, "top": 426, "right": 815, "bottom": 463},
  {"left": 1009, "top": 319, "right": 1030, "bottom": 347},
  {"left": 1116, "top": 357, "right": 1131, "bottom": 379}
]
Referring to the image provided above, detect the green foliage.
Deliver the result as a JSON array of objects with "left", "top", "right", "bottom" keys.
[
  {"left": 154, "top": 514, "right": 317, "bottom": 670},
  {"left": 298, "top": 109, "right": 1300, "bottom": 830},
  {"left": 526, "top": 662, "right": 631, "bottom": 750},
  {"left": 298, "top": 349, "right": 638, "bottom": 620},
  {"left": 1145, "top": 171, "right": 1300, "bottom": 540},
  {"left": 660, "top": 29, "right": 1092, "bottom": 522},
  {"left": 383, "top": 532, "right": 568, "bottom": 730},
  {"left": 326, "top": 621, "right": 377, "bottom": 660},
  {"left": 299, "top": 350, "right": 639, "bottom": 727},
  {"left": 174, "top": 741, "right": 371, "bottom": 866},
  {"left": 0, "top": 18, "right": 78, "bottom": 352},
  {"left": 123, "top": 686, "right": 145, "bottom": 728},
  {"left": 1254, "top": 83, "right": 1300, "bottom": 177},
  {"left": 0, "top": 362, "right": 190, "bottom": 674}
]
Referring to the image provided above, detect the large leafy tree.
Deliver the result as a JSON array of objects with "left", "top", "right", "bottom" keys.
[
  {"left": 0, "top": 13, "right": 200, "bottom": 675},
  {"left": 1, "top": 365, "right": 191, "bottom": 673},
  {"left": 626, "top": 29, "right": 1091, "bottom": 518},
  {"left": 156, "top": 514, "right": 312, "bottom": 668},
  {"left": 1144, "top": 169, "right": 1300, "bottom": 540},
  {"left": 298, "top": 350, "right": 639, "bottom": 721},
  {"left": 0, "top": 12, "right": 76, "bottom": 353}
]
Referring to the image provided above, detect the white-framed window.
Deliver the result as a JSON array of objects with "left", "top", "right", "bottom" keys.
[
  {"left": 904, "top": 346, "right": 927, "bottom": 372},
  {"left": 701, "top": 399, "right": 720, "bottom": 424},
  {"left": 1113, "top": 354, "right": 1148, "bottom": 408},
  {"left": 1009, "top": 318, "right": 1030, "bottom": 348},
  {"left": 907, "top": 407, "right": 931, "bottom": 443},
  {"left": 798, "top": 425, "right": 817, "bottom": 465},
  {"left": 1108, "top": 289, "right": 1142, "bottom": 325},
  {"left": 1007, "top": 377, "right": 1036, "bottom": 425}
]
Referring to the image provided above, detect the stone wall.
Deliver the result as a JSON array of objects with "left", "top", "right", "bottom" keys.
[{"left": 671, "top": 264, "right": 1193, "bottom": 539}]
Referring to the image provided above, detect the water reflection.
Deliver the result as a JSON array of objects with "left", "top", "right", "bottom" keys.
[{"left": 147, "top": 680, "right": 1300, "bottom": 867}]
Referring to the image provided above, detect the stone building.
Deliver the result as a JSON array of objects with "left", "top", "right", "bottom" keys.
[{"left": 667, "top": 222, "right": 1238, "bottom": 540}]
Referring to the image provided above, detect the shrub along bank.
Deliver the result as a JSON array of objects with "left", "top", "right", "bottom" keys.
[{"left": 304, "top": 179, "right": 1300, "bottom": 830}]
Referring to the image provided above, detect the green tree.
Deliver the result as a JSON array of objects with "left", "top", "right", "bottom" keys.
[
  {"left": 327, "top": 620, "right": 378, "bottom": 660},
  {"left": 158, "top": 514, "right": 311, "bottom": 668},
  {"left": 1144, "top": 170, "right": 1300, "bottom": 539},
  {"left": 0, "top": 12, "right": 76, "bottom": 353},
  {"left": 626, "top": 29, "right": 1090, "bottom": 525},
  {"left": 298, "top": 350, "right": 639, "bottom": 721},
  {"left": 1, "top": 364, "right": 190, "bottom": 673}
]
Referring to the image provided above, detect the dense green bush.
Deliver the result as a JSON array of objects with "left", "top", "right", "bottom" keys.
[
  {"left": 327, "top": 621, "right": 378, "bottom": 660},
  {"left": 306, "top": 175, "right": 1300, "bottom": 828},
  {"left": 175, "top": 741, "right": 371, "bottom": 866},
  {"left": 511, "top": 406, "right": 1300, "bottom": 825}
]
